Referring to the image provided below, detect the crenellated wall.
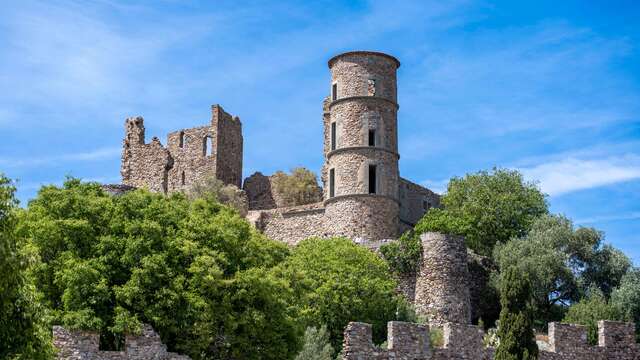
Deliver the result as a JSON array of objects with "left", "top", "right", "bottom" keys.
[
  {"left": 342, "top": 320, "right": 640, "bottom": 360},
  {"left": 53, "top": 324, "right": 190, "bottom": 360}
]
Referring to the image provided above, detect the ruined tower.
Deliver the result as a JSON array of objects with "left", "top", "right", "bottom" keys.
[{"left": 322, "top": 51, "right": 401, "bottom": 242}]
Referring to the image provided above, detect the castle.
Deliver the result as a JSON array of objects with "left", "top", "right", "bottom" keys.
[
  {"left": 111, "top": 51, "right": 640, "bottom": 359},
  {"left": 121, "top": 51, "right": 439, "bottom": 247}
]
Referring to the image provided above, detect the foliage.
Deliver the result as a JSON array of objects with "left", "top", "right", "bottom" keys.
[
  {"left": 16, "top": 178, "right": 297, "bottom": 359},
  {"left": 429, "top": 327, "right": 444, "bottom": 348},
  {"left": 379, "top": 230, "right": 422, "bottom": 274},
  {"left": 416, "top": 168, "right": 548, "bottom": 256},
  {"left": 0, "top": 174, "right": 54, "bottom": 359},
  {"left": 610, "top": 269, "right": 640, "bottom": 341},
  {"left": 271, "top": 168, "right": 323, "bottom": 207},
  {"left": 563, "top": 288, "right": 621, "bottom": 345},
  {"left": 187, "top": 174, "right": 248, "bottom": 216},
  {"left": 495, "top": 267, "right": 538, "bottom": 360},
  {"left": 273, "top": 237, "right": 410, "bottom": 349},
  {"left": 494, "top": 214, "right": 632, "bottom": 326},
  {"left": 295, "top": 325, "right": 334, "bottom": 360}
]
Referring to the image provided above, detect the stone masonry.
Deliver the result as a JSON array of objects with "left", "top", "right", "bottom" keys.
[
  {"left": 53, "top": 324, "right": 190, "bottom": 360},
  {"left": 341, "top": 320, "right": 640, "bottom": 360},
  {"left": 121, "top": 104, "right": 242, "bottom": 194}
]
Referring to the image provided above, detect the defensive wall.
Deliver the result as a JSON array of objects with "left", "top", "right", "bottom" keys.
[
  {"left": 53, "top": 324, "right": 189, "bottom": 360},
  {"left": 342, "top": 320, "right": 640, "bottom": 360}
]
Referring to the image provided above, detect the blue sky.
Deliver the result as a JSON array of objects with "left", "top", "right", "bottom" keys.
[{"left": 1, "top": 0, "right": 639, "bottom": 263}]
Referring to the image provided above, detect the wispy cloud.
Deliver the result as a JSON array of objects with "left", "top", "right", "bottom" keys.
[
  {"left": 0, "top": 147, "right": 121, "bottom": 168},
  {"left": 519, "top": 155, "right": 640, "bottom": 196},
  {"left": 575, "top": 212, "right": 640, "bottom": 225}
]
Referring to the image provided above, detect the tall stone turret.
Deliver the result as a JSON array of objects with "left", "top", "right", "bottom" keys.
[{"left": 322, "top": 51, "right": 401, "bottom": 242}]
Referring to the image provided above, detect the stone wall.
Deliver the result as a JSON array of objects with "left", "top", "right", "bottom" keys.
[
  {"left": 121, "top": 104, "right": 242, "bottom": 194},
  {"left": 398, "top": 178, "right": 441, "bottom": 227},
  {"left": 247, "top": 202, "right": 327, "bottom": 246},
  {"left": 243, "top": 172, "right": 279, "bottom": 210},
  {"left": 324, "top": 195, "right": 400, "bottom": 243},
  {"left": 53, "top": 324, "right": 190, "bottom": 360},
  {"left": 415, "top": 232, "right": 471, "bottom": 326},
  {"left": 341, "top": 320, "right": 640, "bottom": 360}
]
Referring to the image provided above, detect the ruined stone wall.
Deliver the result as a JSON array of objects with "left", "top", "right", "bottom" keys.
[
  {"left": 243, "top": 172, "right": 279, "bottom": 210},
  {"left": 342, "top": 320, "right": 640, "bottom": 360},
  {"left": 121, "top": 117, "right": 172, "bottom": 193},
  {"left": 399, "top": 178, "right": 441, "bottom": 227},
  {"left": 121, "top": 105, "right": 242, "bottom": 195},
  {"left": 212, "top": 105, "right": 243, "bottom": 188},
  {"left": 53, "top": 324, "right": 190, "bottom": 360},
  {"left": 247, "top": 202, "right": 327, "bottom": 246},
  {"left": 415, "top": 232, "right": 471, "bottom": 325}
]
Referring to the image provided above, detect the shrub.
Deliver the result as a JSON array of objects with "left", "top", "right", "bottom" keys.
[
  {"left": 271, "top": 168, "right": 322, "bottom": 207},
  {"left": 295, "top": 325, "right": 334, "bottom": 360}
]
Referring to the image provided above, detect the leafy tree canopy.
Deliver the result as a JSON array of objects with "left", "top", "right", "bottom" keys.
[
  {"left": 294, "top": 325, "right": 334, "bottom": 360},
  {"left": 0, "top": 174, "right": 54, "bottom": 359},
  {"left": 494, "top": 214, "right": 631, "bottom": 326},
  {"left": 563, "top": 288, "right": 621, "bottom": 345},
  {"left": 272, "top": 237, "right": 410, "bottom": 349},
  {"left": 417, "top": 168, "right": 548, "bottom": 256},
  {"left": 16, "top": 178, "right": 297, "bottom": 359}
]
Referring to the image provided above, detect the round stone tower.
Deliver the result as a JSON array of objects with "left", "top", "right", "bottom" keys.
[{"left": 322, "top": 51, "right": 401, "bottom": 242}]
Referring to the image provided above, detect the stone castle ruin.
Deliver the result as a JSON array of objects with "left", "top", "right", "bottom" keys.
[{"left": 112, "top": 51, "right": 638, "bottom": 359}]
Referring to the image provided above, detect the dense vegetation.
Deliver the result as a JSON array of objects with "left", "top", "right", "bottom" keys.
[{"left": 2, "top": 166, "right": 639, "bottom": 358}]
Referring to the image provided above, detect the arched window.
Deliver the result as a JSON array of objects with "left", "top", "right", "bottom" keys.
[
  {"left": 203, "top": 136, "right": 212, "bottom": 157},
  {"left": 179, "top": 131, "right": 185, "bottom": 148}
]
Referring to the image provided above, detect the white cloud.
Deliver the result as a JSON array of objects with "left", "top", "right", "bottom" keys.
[
  {"left": 0, "top": 147, "right": 121, "bottom": 168},
  {"left": 519, "top": 155, "right": 640, "bottom": 196},
  {"left": 575, "top": 212, "right": 640, "bottom": 225}
]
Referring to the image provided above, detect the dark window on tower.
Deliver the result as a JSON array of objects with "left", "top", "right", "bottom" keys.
[
  {"left": 329, "top": 168, "right": 335, "bottom": 198},
  {"left": 423, "top": 200, "right": 430, "bottom": 211},
  {"left": 332, "top": 83, "right": 337, "bottom": 101},
  {"left": 331, "top": 122, "right": 337, "bottom": 150},
  {"left": 181, "top": 171, "right": 186, "bottom": 186},
  {"left": 368, "top": 129, "right": 376, "bottom": 146},
  {"left": 179, "top": 131, "right": 185, "bottom": 148},
  {"left": 368, "top": 165, "right": 377, "bottom": 194}
]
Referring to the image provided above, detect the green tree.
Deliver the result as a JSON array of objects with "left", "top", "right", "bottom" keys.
[
  {"left": 563, "top": 288, "right": 620, "bottom": 344},
  {"left": 17, "top": 178, "right": 297, "bottom": 359},
  {"left": 494, "top": 214, "right": 631, "bottom": 326},
  {"left": 0, "top": 174, "right": 54, "bottom": 359},
  {"left": 295, "top": 325, "right": 334, "bottom": 360},
  {"left": 610, "top": 269, "right": 640, "bottom": 341},
  {"left": 417, "top": 168, "right": 548, "bottom": 256},
  {"left": 187, "top": 173, "right": 248, "bottom": 216},
  {"left": 495, "top": 267, "right": 538, "bottom": 360},
  {"left": 273, "top": 238, "right": 409, "bottom": 349},
  {"left": 271, "top": 168, "right": 323, "bottom": 207}
]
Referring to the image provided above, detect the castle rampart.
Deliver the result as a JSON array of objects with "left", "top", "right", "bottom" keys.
[
  {"left": 53, "top": 324, "right": 190, "bottom": 360},
  {"left": 342, "top": 320, "right": 640, "bottom": 360}
]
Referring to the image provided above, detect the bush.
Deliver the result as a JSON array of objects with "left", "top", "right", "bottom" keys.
[
  {"left": 17, "top": 179, "right": 297, "bottom": 359},
  {"left": 379, "top": 230, "right": 422, "bottom": 274},
  {"left": 563, "top": 289, "right": 620, "bottom": 345},
  {"left": 187, "top": 174, "right": 248, "bottom": 216},
  {"left": 271, "top": 168, "right": 322, "bottom": 207},
  {"left": 295, "top": 325, "right": 334, "bottom": 360},
  {"left": 0, "top": 174, "right": 54, "bottom": 359},
  {"left": 273, "top": 237, "right": 410, "bottom": 349}
]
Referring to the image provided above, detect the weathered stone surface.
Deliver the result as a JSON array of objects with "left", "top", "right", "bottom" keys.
[
  {"left": 398, "top": 178, "right": 440, "bottom": 227},
  {"left": 121, "top": 104, "right": 242, "bottom": 194},
  {"left": 415, "top": 232, "right": 471, "bottom": 326},
  {"left": 53, "top": 324, "right": 190, "bottom": 359},
  {"left": 341, "top": 320, "right": 640, "bottom": 360}
]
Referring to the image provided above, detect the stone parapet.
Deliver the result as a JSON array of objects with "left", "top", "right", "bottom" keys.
[{"left": 53, "top": 324, "right": 190, "bottom": 360}]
